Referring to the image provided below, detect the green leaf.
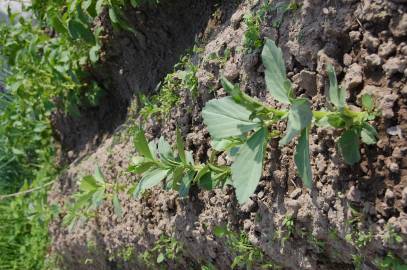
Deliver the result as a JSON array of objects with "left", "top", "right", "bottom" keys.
[
  {"left": 361, "top": 94, "right": 374, "bottom": 112},
  {"left": 360, "top": 123, "right": 378, "bottom": 145},
  {"left": 171, "top": 166, "right": 185, "bottom": 190},
  {"left": 157, "top": 253, "right": 165, "bottom": 263},
  {"left": 67, "top": 18, "right": 95, "bottom": 43},
  {"left": 338, "top": 129, "right": 360, "bottom": 165},
  {"left": 327, "top": 64, "right": 345, "bottom": 110},
  {"left": 134, "top": 129, "right": 154, "bottom": 160},
  {"left": 327, "top": 114, "right": 347, "bottom": 128},
  {"left": 130, "top": 0, "right": 141, "bottom": 8},
  {"left": 176, "top": 128, "right": 186, "bottom": 163},
  {"left": 49, "top": 14, "right": 67, "bottom": 35},
  {"left": 79, "top": 175, "right": 98, "bottom": 192},
  {"left": 157, "top": 136, "right": 173, "bottom": 160},
  {"left": 294, "top": 128, "right": 312, "bottom": 189},
  {"left": 202, "top": 97, "right": 261, "bottom": 139},
  {"left": 213, "top": 225, "right": 228, "bottom": 237},
  {"left": 108, "top": 7, "right": 119, "bottom": 24},
  {"left": 279, "top": 98, "right": 312, "bottom": 146},
  {"left": 89, "top": 44, "right": 101, "bottom": 63},
  {"left": 261, "top": 38, "right": 292, "bottom": 104},
  {"left": 179, "top": 171, "right": 194, "bottom": 198},
  {"left": 231, "top": 127, "right": 267, "bottom": 204},
  {"left": 112, "top": 194, "right": 123, "bottom": 218},
  {"left": 94, "top": 167, "right": 106, "bottom": 184},
  {"left": 133, "top": 169, "right": 169, "bottom": 198},
  {"left": 127, "top": 161, "right": 156, "bottom": 174},
  {"left": 198, "top": 172, "right": 213, "bottom": 190}
]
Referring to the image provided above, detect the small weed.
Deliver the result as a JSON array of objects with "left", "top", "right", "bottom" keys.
[
  {"left": 243, "top": 13, "right": 263, "bottom": 52},
  {"left": 374, "top": 252, "right": 407, "bottom": 270},
  {"left": 139, "top": 53, "right": 198, "bottom": 119},
  {"left": 140, "top": 235, "right": 184, "bottom": 267},
  {"left": 352, "top": 254, "right": 363, "bottom": 270},
  {"left": 214, "top": 226, "right": 278, "bottom": 269},
  {"left": 384, "top": 224, "right": 403, "bottom": 246}
]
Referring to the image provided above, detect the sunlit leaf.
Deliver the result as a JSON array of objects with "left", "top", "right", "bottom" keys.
[
  {"left": 360, "top": 123, "right": 378, "bottom": 145},
  {"left": 133, "top": 169, "right": 169, "bottom": 198},
  {"left": 203, "top": 97, "right": 261, "bottom": 139},
  {"left": 294, "top": 128, "right": 312, "bottom": 189},
  {"left": 134, "top": 129, "right": 154, "bottom": 160},
  {"left": 231, "top": 127, "right": 267, "bottom": 204},
  {"left": 338, "top": 129, "right": 360, "bottom": 165},
  {"left": 262, "top": 38, "right": 292, "bottom": 104},
  {"left": 279, "top": 98, "right": 312, "bottom": 146}
]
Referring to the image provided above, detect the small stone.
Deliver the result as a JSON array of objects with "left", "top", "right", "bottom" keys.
[
  {"left": 290, "top": 188, "right": 302, "bottom": 199},
  {"left": 223, "top": 60, "right": 240, "bottom": 81},
  {"left": 362, "top": 32, "right": 380, "bottom": 52},
  {"left": 67, "top": 151, "right": 74, "bottom": 159},
  {"left": 347, "top": 186, "right": 361, "bottom": 202},
  {"left": 388, "top": 162, "right": 399, "bottom": 173},
  {"left": 343, "top": 53, "right": 353, "bottom": 66},
  {"left": 380, "top": 94, "right": 398, "bottom": 119},
  {"left": 389, "top": 13, "right": 407, "bottom": 37},
  {"left": 385, "top": 189, "right": 395, "bottom": 204},
  {"left": 295, "top": 70, "right": 317, "bottom": 96},
  {"left": 401, "top": 187, "right": 407, "bottom": 207},
  {"left": 285, "top": 198, "right": 300, "bottom": 216},
  {"left": 230, "top": 9, "right": 245, "bottom": 28},
  {"left": 365, "top": 54, "right": 382, "bottom": 67},
  {"left": 378, "top": 40, "right": 397, "bottom": 58},
  {"left": 386, "top": 126, "right": 403, "bottom": 138},
  {"left": 240, "top": 198, "right": 256, "bottom": 213},
  {"left": 342, "top": 63, "right": 363, "bottom": 90},
  {"left": 349, "top": 31, "right": 361, "bottom": 43},
  {"left": 399, "top": 43, "right": 407, "bottom": 56},
  {"left": 243, "top": 219, "right": 252, "bottom": 231},
  {"left": 383, "top": 57, "right": 407, "bottom": 76}
]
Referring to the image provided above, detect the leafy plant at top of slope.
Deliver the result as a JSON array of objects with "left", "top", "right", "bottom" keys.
[
  {"left": 202, "top": 38, "right": 378, "bottom": 203},
  {"left": 63, "top": 167, "right": 125, "bottom": 231},
  {"left": 128, "top": 128, "right": 230, "bottom": 199},
  {"left": 139, "top": 52, "right": 199, "bottom": 120}
]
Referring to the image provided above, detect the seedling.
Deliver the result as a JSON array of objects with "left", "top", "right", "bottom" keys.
[
  {"left": 202, "top": 38, "right": 378, "bottom": 203},
  {"left": 213, "top": 226, "right": 278, "bottom": 269},
  {"left": 140, "top": 235, "right": 184, "bottom": 267},
  {"left": 63, "top": 167, "right": 125, "bottom": 230},
  {"left": 128, "top": 128, "right": 230, "bottom": 199}
]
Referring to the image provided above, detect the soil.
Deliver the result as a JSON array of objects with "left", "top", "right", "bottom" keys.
[{"left": 49, "top": 0, "right": 407, "bottom": 269}]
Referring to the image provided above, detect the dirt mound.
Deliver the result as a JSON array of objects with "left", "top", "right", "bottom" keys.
[{"left": 49, "top": 0, "right": 407, "bottom": 269}]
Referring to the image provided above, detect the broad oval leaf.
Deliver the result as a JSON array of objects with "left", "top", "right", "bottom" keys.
[
  {"left": 231, "top": 127, "right": 267, "bottom": 204},
  {"left": 133, "top": 169, "right": 169, "bottom": 198},
  {"left": 279, "top": 98, "right": 312, "bottom": 146},
  {"left": 338, "top": 129, "right": 360, "bottom": 165},
  {"left": 294, "top": 128, "right": 312, "bottom": 189},
  {"left": 202, "top": 97, "right": 261, "bottom": 139},
  {"left": 112, "top": 194, "right": 123, "bottom": 218},
  {"left": 261, "top": 38, "right": 292, "bottom": 104}
]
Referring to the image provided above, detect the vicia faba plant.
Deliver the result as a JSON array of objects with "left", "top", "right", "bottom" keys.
[
  {"left": 128, "top": 128, "right": 230, "bottom": 198},
  {"left": 202, "top": 38, "right": 378, "bottom": 204}
]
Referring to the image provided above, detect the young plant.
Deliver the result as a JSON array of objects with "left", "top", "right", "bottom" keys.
[
  {"left": 63, "top": 167, "right": 124, "bottom": 230},
  {"left": 129, "top": 128, "right": 230, "bottom": 199},
  {"left": 140, "top": 235, "right": 184, "bottom": 267},
  {"left": 214, "top": 226, "right": 278, "bottom": 269},
  {"left": 202, "top": 38, "right": 378, "bottom": 203}
]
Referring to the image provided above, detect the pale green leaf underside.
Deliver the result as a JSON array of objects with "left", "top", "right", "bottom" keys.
[
  {"left": 202, "top": 97, "right": 261, "bottom": 139},
  {"left": 231, "top": 127, "right": 267, "bottom": 204},
  {"left": 279, "top": 99, "right": 313, "bottom": 146},
  {"left": 294, "top": 128, "right": 312, "bottom": 189},
  {"left": 262, "top": 38, "right": 291, "bottom": 104},
  {"left": 133, "top": 169, "right": 169, "bottom": 198}
]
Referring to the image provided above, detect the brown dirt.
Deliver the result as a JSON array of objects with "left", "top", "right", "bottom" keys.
[{"left": 49, "top": 0, "right": 407, "bottom": 269}]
